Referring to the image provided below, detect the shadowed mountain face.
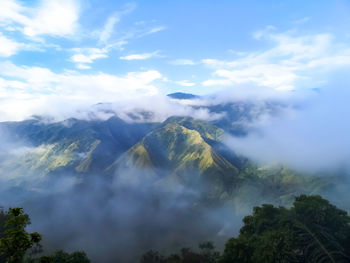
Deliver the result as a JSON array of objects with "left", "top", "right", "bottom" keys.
[
  {"left": 0, "top": 116, "right": 155, "bottom": 176},
  {"left": 167, "top": 92, "right": 199, "bottom": 100},
  {"left": 0, "top": 112, "right": 336, "bottom": 263},
  {"left": 109, "top": 118, "right": 241, "bottom": 200},
  {"left": 0, "top": 114, "right": 240, "bottom": 178},
  {"left": 0, "top": 113, "right": 329, "bottom": 198}
]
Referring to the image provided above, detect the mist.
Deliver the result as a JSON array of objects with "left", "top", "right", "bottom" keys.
[
  {"left": 1, "top": 1, "right": 350, "bottom": 262},
  {"left": 0, "top": 164, "right": 245, "bottom": 263},
  {"left": 1, "top": 82, "right": 350, "bottom": 262},
  {"left": 1, "top": 70, "right": 350, "bottom": 262},
  {"left": 0, "top": 127, "right": 281, "bottom": 262},
  {"left": 224, "top": 75, "right": 350, "bottom": 173},
  {"left": 0, "top": 130, "right": 240, "bottom": 262}
]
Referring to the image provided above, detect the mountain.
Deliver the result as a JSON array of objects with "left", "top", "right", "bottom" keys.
[
  {"left": 0, "top": 112, "right": 330, "bottom": 205},
  {"left": 167, "top": 92, "right": 199, "bottom": 100},
  {"left": 108, "top": 117, "right": 241, "bottom": 199},
  {"left": 0, "top": 105, "right": 340, "bottom": 263},
  {"left": 166, "top": 94, "right": 284, "bottom": 136},
  {"left": 0, "top": 116, "right": 154, "bottom": 176}
]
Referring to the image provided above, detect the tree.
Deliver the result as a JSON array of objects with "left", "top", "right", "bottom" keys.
[
  {"left": 141, "top": 195, "right": 350, "bottom": 262},
  {"left": 140, "top": 250, "right": 165, "bottom": 263},
  {"left": 0, "top": 210, "right": 10, "bottom": 263},
  {"left": 0, "top": 208, "right": 90, "bottom": 263},
  {"left": 220, "top": 195, "right": 350, "bottom": 263},
  {"left": 140, "top": 242, "right": 220, "bottom": 263},
  {"left": 0, "top": 208, "right": 41, "bottom": 263},
  {"left": 37, "top": 250, "right": 90, "bottom": 263},
  {"left": 198, "top": 242, "right": 219, "bottom": 263}
]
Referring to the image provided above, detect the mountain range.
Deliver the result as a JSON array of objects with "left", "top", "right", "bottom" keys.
[{"left": 0, "top": 94, "right": 331, "bottom": 206}]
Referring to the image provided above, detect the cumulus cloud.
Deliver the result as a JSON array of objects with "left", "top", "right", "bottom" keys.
[
  {"left": 0, "top": 0, "right": 28, "bottom": 28},
  {"left": 23, "top": 0, "right": 79, "bottom": 37},
  {"left": 202, "top": 30, "right": 350, "bottom": 94},
  {"left": 0, "top": 61, "right": 163, "bottom": 121},
  {"left": 71, "top": 48, "right": 108, "bottom": 69},
  {"left": 0, "top": 0, "right": 80, "bottom": 37},
  {"left": 0, "top": 33, "right": 24, "bottom": 57}
]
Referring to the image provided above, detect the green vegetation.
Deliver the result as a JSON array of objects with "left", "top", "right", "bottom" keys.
[
  {"left": 123, "top": 119, "right": 235, "bottom": 176},
  {"left": 0, "top": 116, "right": 154, "bottom": 177},
  {"left": 141, "top": 242, "right": 219, "bottom": 263},
  {"left": 0, "top": 116, "right": 345, "bottom": 262},
  {"left": 141, "top": 195, "right": 350, "bottom": 263},
  {"left": 0, "top": 116, "right": 332, "bottom": 207},
  {"left": 162, "top": 117, "right": 224, "bottom": 142},
  {"left": 35, "top": 250, "right": 90, "bottom": 263},
  {"left": 0, "top": 208, "right": 41, "bottom": 263},
  {"left": 110, "top": 120, "right": 239, "bottom": 199},
  {"left": 0, "top": 195, "right": 348, "bottom": 262},
  {"left": 221, "top": 195, "right": 350, "bottom": 263},
  {"left": 0, "top": 208, "right": 90, "bottom": 263}
]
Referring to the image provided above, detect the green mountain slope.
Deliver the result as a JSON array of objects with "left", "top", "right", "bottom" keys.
[
  {"left": 0, "top": 116, "right": 154, "bottom": 176},
  {"left": 0, "top": 115, "right": 332, "bottom": 206},
  {"left": 109, "top": 118, "right": 240, "bottom": 199}
]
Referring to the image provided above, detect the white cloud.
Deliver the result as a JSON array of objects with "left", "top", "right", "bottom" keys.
[
  {"left": 98, "top": 3, "right": 136, "bottom": 44},
  {"left": 0, "top": 61, "right": 163, "bottom": 121},
  {"left": 0, "top": 62, "right": 223, "bottom": 124},
  {"left": 170, "top": 59, "right": 196, "bottom": 66},
  {"left": 225, "top": 83, "right": 350, "bottom": 172},
  {"left": 72, "top": 54, "right": 94, "bottom": 64},
  {"left": 202, "top": 30, "right": 350, "bottom": 93},
  {"left": 120, "top": 51, "right": 160, "bottom": 60},
  {"left": 24, "top": 0, "right": 79, "bottom": 37},
  {"left": 76, "top": 64, "right": 91, "bottom": 70},
  {"left": 0, "top": 0, "right": 27, "bottom": 27},
  {"left": 71, "top": 48, "right": 108, "bottom": 68},
  {"left": 99, "top": 15, "right": 120, "bottom": 44},
  {"left": 0, "top": 33, "right": 23, "bottom": 57},
  {"left": 137, "top": 26, "right": 166, "bottom": 38},
  {"left": 252, "top": 25, "right": 276, "bottom": 40},
  {"left": 175, "top": 80, "right": 196, "bottom": 87},
  {"left": 0, "top": 0, "right": 80, "bottom": 37},
  {"left": 148, "top": 26, "right": 166, "bottom": 34}
]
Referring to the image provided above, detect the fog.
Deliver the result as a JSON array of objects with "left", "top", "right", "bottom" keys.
[
  {"left": 1, "top": 73, "right": 350, "bottom": 262},
  {"left": 225, "top": 76, "right": 350, "bottom": 173},
  {"left": 0, "top": 125, "right": 281, "bottom": 262},
  {"left": 0, "top": 164, "right": 245, "bottom": 263}
]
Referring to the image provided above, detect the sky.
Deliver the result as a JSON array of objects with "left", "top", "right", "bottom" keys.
[{"left": 0, "top": 0, "right": 350, "bottom": 121}]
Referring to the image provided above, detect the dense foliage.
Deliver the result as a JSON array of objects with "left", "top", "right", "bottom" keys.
[
  {"left": 0, "top": 195, "right": 349, "bottom": 262},
  {"left": 0, "top": 208, "right": 90, "bottom": 263},
  {"left": 34, "top": 250, "right": 90, "bottom": 263},
  {"left": 0, "top": 208, "right": 41, "bottom": 263},
  {"left": 141, "top": 195, "right": 350, "bottom": 263},
  {"left": 141, "top": 242, "right": 219, "bottom": 263}
]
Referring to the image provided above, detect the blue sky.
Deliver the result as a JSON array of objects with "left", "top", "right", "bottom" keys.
[{"left": 0, "top": 0, "right": 350, "bottom": 121}]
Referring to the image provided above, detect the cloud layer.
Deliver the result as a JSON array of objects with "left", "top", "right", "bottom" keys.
[
  {"left": 0, "top": 0, "right": 80, "bottom": 38},
  {"left": 0, "top": 61, "right": 163, "bottom": 121},
  {"left": 202, "top": 30, "right": 350, "bottom": 93},
  {"left": 225, "top": 76, "right": 350, "bottom": 172}
]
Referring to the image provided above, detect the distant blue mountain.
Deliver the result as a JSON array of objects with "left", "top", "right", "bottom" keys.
[{"left": 167, "top": 92, "right": 199, "bottom": 100}]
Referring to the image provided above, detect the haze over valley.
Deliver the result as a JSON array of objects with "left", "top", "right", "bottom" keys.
[{"left": 0, "top": 1, "right": 349, "bottom": 262}]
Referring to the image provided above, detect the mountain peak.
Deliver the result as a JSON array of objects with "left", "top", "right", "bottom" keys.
[
  {"left": 167, "top": 92, "right": 199, "bottom": 100},
  {"left": 109, "top": 120, "right": 239, "bottom": 199}
]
